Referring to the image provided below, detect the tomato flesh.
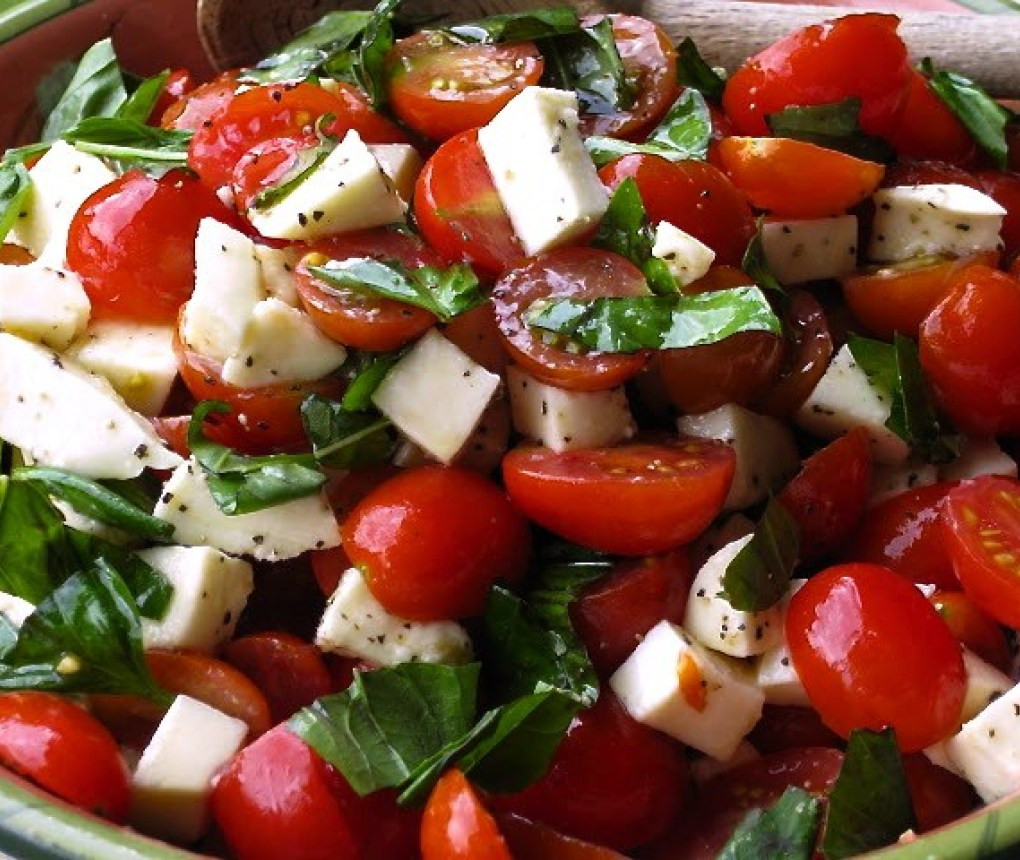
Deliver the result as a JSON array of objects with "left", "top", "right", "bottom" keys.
[{"left": 420, "top": 769, "right": 511, "bottom": 860}]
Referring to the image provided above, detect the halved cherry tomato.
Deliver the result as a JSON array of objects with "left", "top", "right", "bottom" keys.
[
  {"left": 787, "top": 563, "right": 966, "bottom": 751},
  {"left": 902, "top": 752, "right": 978, "bottom": 833},
  {"left": 884, "top": 70, "right": 975, "bottom": 165},
  {"left": 148, "top": 68, "right": 195, "bottom": 125},
  {"left": 387, "top": 33, "right": 543, "bottom": 140},
  {"left": 160, "top": 70, "right": 238, "bottom": 131},
  {"left": 931, "top": 590, "right": 1012, "bottom": 675},
  {"left": 495, "top": 813, "right": 628, "bottom": 859},
  {"left": 230, "top": 133, "right": 318, "bottom": 212},
  {"left": 342, "top": 465, "right": 531, "bottom": 621},
  {"left": 714, "top": 137, "right": 885, "bottom": 218},
  {"left": 941, "top": 476, "right": 1020, "bottom": 629},
  {"left": 778, "top": 427, "right": 872, "bottom": 563},
  {"left": 441, "top": 302, "right": 509, "bottom": 375},
  {"left": 491, "top": 247, "right": 649, "bottom": 392},
  {"left": 0, "top": 692, "right": 130, "bottom": 822},
  {"left": 747, "top": 705, "right": 844, "bottom": 754},
  {"left": 502, "top": 440, "right": 735, "bottom": 556},
  {"left": 421, "top": 769, "right": 511, "bottom": 860}
]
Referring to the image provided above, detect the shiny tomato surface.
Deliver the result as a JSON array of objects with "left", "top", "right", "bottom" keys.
[{"left": 421, "top": 769, "right": 511, "bottom": 860}]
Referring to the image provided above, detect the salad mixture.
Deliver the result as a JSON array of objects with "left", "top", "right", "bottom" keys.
[{"left": 1, "top": 0, "right": 1020, "bottom": 857}]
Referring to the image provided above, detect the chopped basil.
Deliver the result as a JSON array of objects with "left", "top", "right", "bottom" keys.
[
  {"left": 308, "top": 257, "right": 484, "bottom": 323},
  {"left": 823, "top": 728, "right": 916, "bottom": 859},
  {"left": 766, "top": 99, "right": 895, "bottom": 163},
  {"left": 721, "top": 497, "right": 800, "bottom": 612},
  {"left": 188, "top": 401, "right": 326, "bottom": 515},
  {"left": 115, "top": 70, "right": 171, "bottom": 124},
  {"left": 242, "top": 11, "right": 375, "bottom": 83},
  {"left": 356, "top": 0, "right": 403, "bottom": 108},
  {"left": 443, "top": 6, "right": 580, "bottom": 44},
  {"left": 73, "top": 537, "right": 174, "bottom": 621},
  {"left": 61, "top": 118, "right": 192, "bottom": 173},
  {"left": 676, "top": 37, "right": 726, "bottom": 102},
  {"left": 525, "top": 286, "right": 781, "bottom": 353},
  {"left": 541, "top": 18, "right": 635, "bottom": 115},
  {"left": 0, "top": 160, "right": 31, "bottom": 244},
  {"left": 41, "top": 39, "right": 128, "bottom": 141},
  {"left": 719, "top": 786, "right": 821, "bottom": 860},
  {"left": 741, "top": 225, "right": 785, "bottom": 294},
  {"left": 339, "top": 349, "right": 407, "bottom": 412},
  {"left": 300, "top": 393, "right": 395, "bottom": 469},
  {"left": 0, "top": 478, "right": 75, "bottom": 603}
]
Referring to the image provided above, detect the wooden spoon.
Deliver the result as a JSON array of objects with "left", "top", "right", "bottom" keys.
[{"left": 197, "top": 0, "right": 1020, "bottom": 97}]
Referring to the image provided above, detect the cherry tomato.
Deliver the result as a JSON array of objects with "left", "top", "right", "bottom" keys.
[
  {"left": 310, "top": 545, "right": 350, "bottom": 598},
  {"left": 502, "top": 440, "right": 735, "bottom": 556},
  {"left": 0, "top": 692, "right": 130, "bottom": 822},
  {"left": 161, "top": 70, "right": 238, "bottom": 130},
  {"left": 421, "top": 769, "right": 511, "bottom": 860},
  {"left": 976, "top": 170, "right": 1020, "bottom": 261},
  {"left": 148, "top": 68, "right": 195, "bottom": 125},
  {"left": 0, "top": 244, "right": 34, "bottom": 265},
  {"left": 786, "top": 563, "right": 966, "bottom": 751},
  {"left": 496, "top": 813, "right": 627, "bottom": 859},
  {"left": 491, "top": 247, "right": 649, "bottom": 392},
  {"left": 230, "top": 133, "right": 318, "bottom": 212},
  {"left": 387, "top": 33, "right": 543, "bottom": 140},
  {"left": 941, "top": 476, "right": 1020, "bottom": 629},
  {"left": 721, "top": 13, "right": 911, "bottom": 139},
  {"left": 413, "top": 129, "right": 523, "bottom": 276},
  {"left": 919, "top": 265, "right": 1020, "bottom": 436},
  {"left": 884, "top": 70, "right": 975, "bottom": 164},
  {"left": 491, "top": 693, "right": 688, "bottom": 851},
  {"left": 342, "top": 465, "right": 531, "bottom": 621},
  {"left": 778, "top": 427, "right": 872, "bottom": 563},
  {"left": 931, "top": 590, "right": 1012, "bottom": 675},
  {"left": 66, "top": 169, "right": 238, "bottom": 323},
  {"left": 901, "top": 752, "right": 978, "bottom": 833},
  {"left": 715, "top": 137, "right": 885, "bottom": 218},
  {"left": 747, "top": 705, "right": 844, "bottom": 755},
  {"left": 441, "top": 302, "right": 510, "bottom": 375},
  {"left": 599, "top": 155, "right": 755, "bottom": 266}
]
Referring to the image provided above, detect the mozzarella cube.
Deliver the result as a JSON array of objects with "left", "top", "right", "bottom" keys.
[
  {"left": 677, "top": 403, "right": 799, "bottom": 511},
  {"left": 317, "top": 567, "right": 473, "bottom": 665},
  {"left": 651, "top": 222, "right": 716, "bottom": 287},
  {"left": 754, "top": 579, "right": 809, "bottom": 706},
  {"left": 506, "top": 365, "right": 635, "bottom": 453},
  {"left": 940, "top": 437, "right": 1018, "bottom": 483},
  {"left": 153, "top": 458, "right": 340, "bottom": 561},
  {"left": 131, "top": 695, "right": 247, "bottom": 843},
  {"left": 0, "top": 591, "right": 34, "bottom": 628},
  {"left": 610, "top": 620, "right": 765, "bottom": 759},
  {"left": 868, "top": 458, "right": 939, "bottom": 507},
  {"left": 944, "top": 681, "right": 1020, "bottom": 802},
  {"left": 368, "top": 143, "right": 423, "bottom": 204},
  {"left": 253, "top": 243, "right": 302, "bottom": 307},
  {"left": 0, "top": 264, "right": 89, "bottom": 350},
  {"left": 960, "top": 648, "right": 1013, "bottom": 724},
  {"left": 689, "top": 741, "right": 760, "bottom": 786},
  {"left": 760, "top": 215, "right": 859, "bottom": 284},
  {"left": 248, "top": 131, "right": 406, "bottom": 241},
  {"left": 372, "top": 330, "right": 500, "bottom": 464},
  {"left": 868, "top": 184, "right": 1005, "bottom": 264},
  {"left": 478, "top": 87, "right": 608, "bottom": 256}
]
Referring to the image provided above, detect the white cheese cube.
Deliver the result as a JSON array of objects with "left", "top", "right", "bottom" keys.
[
  {"left": 944, "top": 681, "right": 1020, "bottom": 803},
  {"left": 796, "top": 343, "right": 910, "bottom": 465},
  {"left": 761, "top": 215, "right": 858, "bottom": 285},
  {"left": 477, "top": 86, "right": 609, "bottom": 256},
  {"left": 65, "top": 320, "right": 178, "bottom": 416},
  {"left": 506, "top": 364, "right": 635, "bottom": 453},
  {"left": 868, "top": 184, "right": 1006, "bottom": 264},
  {"left": 153, "top": 458, "right": 340, "bottom": 561},
  {"left": 138, "top": 546, "right": 254, "bottom": 653},
  {"left": 677, "top": 403, "right": 799, "bottom": 511},
  {"left": 10, "top": 142, "right": 117, "bottom": 265},
  {"left": 940, "top": 437, "right": 1018, "bottom": 483},
  {"left": 248, "top": 130, "right": 406, "bottom": 241},
  {"left": 960, "top": 648, "right": 1013, "bottom": 724},
  {"left": 316, "top": 568, "right": 473, "bottom": 666},
  {"left": 651, "top": 222, "right": 716, "bottom": 287},
  {"left": 0, "top": 264, "right": 89, "bottom": 350},
  {"left": 0, "top": 591, "right": 34, "bottom": 628},
  {"left": 220, "top": 298, "right": 347, "bottom": 387},
  {"left": 131, "top": 695, "right": 247, "bottom": 843},
  {"left": 0, "top": 334, "right": 181, "bottom": 478},
  {"left": 368, "top": 143, "right": 423, "bottom": 204},
  {"left": 610, "top": 620, "right": 765, "bottom": 760},
  {"left": 689, "top": 741, "right": 760, "bottom": 786},
  {"left": 253, "top": 243, "right": 301, "bottom": 307},
  {"left": 372, "top": 329, "right": 500, "bottom": 464},
  {"left": 868, "top": 458, "right": 939, "bottom": 507}
]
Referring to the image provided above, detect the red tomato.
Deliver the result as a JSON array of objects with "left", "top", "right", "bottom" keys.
[
  {"left": 502, "top": 441, "right": 735, "bottom": 556},
  {"left": 491, "top": 693, "right": 688, "bottom": 851},
  {"left": 721, "top": 13, "right": 911, "bottom": 139},
  {"left": 778, "top": 427, "right": 872, "bottom": 563},
  {"left": 491, "top": 247, "right": 649, "bottom": 392},
  {"left": 715, "top": 137, "right": 885, "bottom": 217},
  {"left": 495, "top": 813, "right": 628, "bottom": 859},
  {"left": 599, "top": 155, "right": 755, "bottom": 266},
  {"left": 342, "top": 466, "right": 531, "bottom": 621},
  {"left": 884, "top": 70, "right": 975, "bottom": 164},
  {"left": 931, "top": 591, "right": 1012, "bottom": 675},
  {"left": 230, "top": 133, "right": 318, "bottom": 212},
  {"left": 223, "top": 632, "right": 333, "bottom": 724},
  {"left": 421, "top": 769, "right": 511, "bottom": 860},
  {"left": 0, "top": 692, "right": 130, "bottom": 822},
  {"left": 919, "top": 265, "right": 1020, "bottom": 436},
  {"left": 941, "top": 476, "right": 1020, "bottom": 629},
  {"left": 66, "top": 169, "right": 238, "bottom": 323},
  {"left": 0, "top": 244, "right": 34, "bottom": 265},
  {"left": 441, "top": 302, "right": 510, "bottom": 375},
  {"left": 851, "top": 482, "right": 960, "bottom": 591},
  {"left": 310, "top": 545, "right": 350, "bottom": 598},
  {"left": 976, "top": 170, "right": 1020, "bottom": 261},
  {"left": 413, "top": 129, "right": 524, "bottom": 276},
  {"left": 901, "top": 753, "right": 978, "bottom": 833},
  {"left": 747, "top": 705, "right": 844, "bottom": 755},
  {"left": 786, "top": 563, "right": 966, "bottom": 751},
  {"left": 160, "top": 70, "right": 238, "bottom": 131},
  {"left": 387, "top": 34, "right": 543, "bottom": 140},
  {"left": 148, "top": 68, "right": 195, "bottom": 125}
]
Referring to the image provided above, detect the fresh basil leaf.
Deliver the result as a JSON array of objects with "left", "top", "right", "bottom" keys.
[
  {"left": 356, "top": 0, "right": 403, "bottom": 108},
  {"left": 116, "top": 70, "right": 170, "bottom": 124},
  {"left": 14, "top": 466, "right": 174, "bottom": 541},
  {"left": 62, "top": 118, "right": 192, "bottom": 172},
  {"left": 42, "top": 39, "right": 128, "bottom": 141},
  {"left": 0, "top": 616, "right": 18, "bottom": 660},
  {"left": 340, "top": 350, "right": 406, "bottom": 412},
  {"left": 676, "top": 37, "right": 726, "bottom": 102},
  {"left": 188, "top": 401, "right": 326, "bottom": 515},
  {"left": 741, "top": 225, "right": 785, "bottom": 294},
  {"left": 767, "top": 99, "right": 895, "bottom": 163},
  {"left": 720, "top": 786, "right": 821, "bottom": 860},
  {"left": 71, "top": 537, "right": 174, "bottom": 621},
  {"left": 923, "top": 58, "right": 1011, "bottom": 170},
  {"left": 0, "top": 478, "right": 72, "bottom": 603},
  {"left": 243, "top": 11, "right": 375, "bottom": 83},
  {"left": 300, "top": 393, "right": 395, "bottom": 469},
  {"left": 526, "top": 286, "right": 781, "bottom": 353},
  {"left": 823, "top": 728, "right": 916, "bottom": 859},
  {"left": 444, "top": 6, "right": 580, "bottom": 43},
  {"left": 541, "top": 18, "right": 634, "bottom": 115},
  {"left": 309, "top": 257, "right": 484, "bottom": 323},
  {"left": 0, "top": 160, "right": 31, "bottom": 244},
  {"left": 721, "top": 497, "right": 800, "bottom": 612}
]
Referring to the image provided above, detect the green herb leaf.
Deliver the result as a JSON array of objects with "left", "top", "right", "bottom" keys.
[
  {"left": 741, "top": 225, "right": 785, "bottom": 294},
  {"left": 823, "top": 728, "right": 916, "bottom": 859},
  {"left": 676, "top": 37, "right": 726, "bottom": 102},
  {"left": 340, "top": 350, "right": 407, "bottom": 412},
  {"left": 525, "top": 286, "right": 781, "bottom": 353},
  {"left": 719, "top": 786, "right": 822, "bottom": 860},
  {"left": 541, "top": 19, "right": 635, "bottom": 115},
  {"left": 115, "top": 70, "right": 170, "bottom": 124},
  {"left": 0, "top": 160, "right": 31, "bottom": 245},
  {"left": 243, "top": 11, "right": 375, "bottom": 83},
  {"left": 766, "top": 99, "right": 895, "bottom": 163},
  {"left": 70, "top": 536, "right": 174, "bottom": 621},
  {"left": 0, "top": 478, "right": 73, "bottom": 603},
  {"left": 252, "top": 119, "right": 336, "bottom": 210},
  {"left": 300, "top": 393, "right": 395, "bottom": 469},
  {"left": 41, "top": 39, "right": 128, "bottom": 141},
  {"left": 61, "top": 117, "right": 192, "bottom": 172},
  {"left": 444, "top": 6, "right": 580, "bottom": 43},
  {"left": 188, "top": 401, "right": 326, "bottom": 515},
  {"left": 356, "top": 0, "right": 403, "bottom": 108},
  {"left": 721, "top": 497, "right": 800, "bottom": 612}
]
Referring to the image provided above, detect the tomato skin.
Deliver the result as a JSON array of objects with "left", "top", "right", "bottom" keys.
[
  {"left": 901, "top": 752, "right": 977, "bottom": 833},
  {"left": 884, "top": 70, "right": 975, "bottom": 164},
  {"left": 495, "top": 813, "right": 627, "bottom": 859},
  {"left": 747, "top": 705, "right": 844, "bottom": 755},
  {"left": 976, "top": 170, "right": 1020, "bottom": 261},
  {"left": 786, "top": 563, "right": 966, "bottom": 752},
  {"left": 931, "top": 591, "right": 1012, "bottom": 675},
  {"left": 0, "top": 692, "right": 130, "bottom": 823},
  {"left": 421, "top": 769, "right": 511, "bottom": 860},
  {"left": 343, "top": 466, "right": 531, "bottom": 621},
  {"left": 230, "top": 133, "right": 317, "bottom": 212},
  {"left": 502, "top": 441, "right": 735, "bottom": 556},
  {"left": 0, "top": 244, "right": 34, "bottom": 265},
  {"left": 161, "top": 70, "right": 238, "bottom": 131},
  {"left": 149, "top": 68, "right": 195, "bottom": 125}
]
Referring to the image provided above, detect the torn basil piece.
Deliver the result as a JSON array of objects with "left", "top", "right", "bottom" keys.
[
  {"left": 721, "top": 497, "right": 800, "bottom": 612},
  {"left": 766, "top": 99, "right": 895, "bottom": 163}
]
